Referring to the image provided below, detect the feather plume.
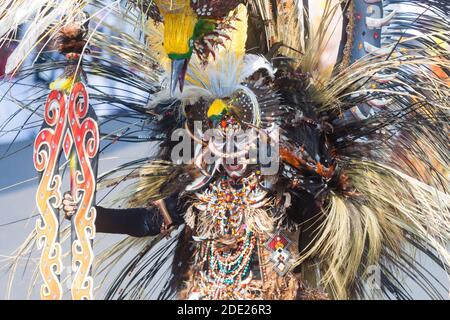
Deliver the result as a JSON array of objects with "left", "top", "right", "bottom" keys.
[{"left": 2, "top": 0, "right": 87, "bottom": 75}]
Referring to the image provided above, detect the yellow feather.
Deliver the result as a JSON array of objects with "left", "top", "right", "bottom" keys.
[
  {"left": 163, "top": 6, "right": 197, "bottom": 56},
  {"left": 49, "top": 76, "right": 74, "bottom": 93},
  {"left": 223, "top": 4, "right": 248, "bottom": 57},
  {"left": 153, "top": 0, "right": 197, "bottom": 56},
  {"left": 145, "top": 20, "right": 170, "bottom": 67},
  {"left": 207, "top": 99, "right": 228, "bottom": 119}
]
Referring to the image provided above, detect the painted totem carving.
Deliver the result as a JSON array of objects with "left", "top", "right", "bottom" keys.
[{"left": 34, "top": 82, "right": 99, "bottom": 300}]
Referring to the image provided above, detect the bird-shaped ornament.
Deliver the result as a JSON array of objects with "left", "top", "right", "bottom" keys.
[{"left": 151, "top": 0, "right": 245, "bottom": 94}]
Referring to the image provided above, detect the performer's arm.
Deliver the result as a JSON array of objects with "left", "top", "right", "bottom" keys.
[
  {"left": 62, "top": 193, "right": 183, "bottom": 237},
  {"left": 94, "top": 206, "right": 163, "bottom": 237}
]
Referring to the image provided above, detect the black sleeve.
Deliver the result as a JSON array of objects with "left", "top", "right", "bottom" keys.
[
  {"left": 94, "top": 206, "right": 163, "bottom": 237},
  {"left": 93, "top": 195, "right": 186, "bottom": 238}
]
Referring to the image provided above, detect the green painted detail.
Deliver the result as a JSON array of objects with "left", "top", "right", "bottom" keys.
[
  {"left": 193, "top": 19, "right": 216, "bottom": 39},
  {"left": 209, "top": 114, "right": 223, "bottom": 122},
  {"left": 208, "top": 109, "right": 229, "bottom": 122},
  {"left": 168, "top": 51, "right": 193, "bottom": 60}
]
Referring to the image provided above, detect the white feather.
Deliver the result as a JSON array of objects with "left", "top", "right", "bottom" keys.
[
  {"left": 240, "top": 54, "right": 276, "bottom": 82},
  {"left": 0, "top": 1, "right": 43, "bottom": 40},
  {"left": 150, "top": 51, "right": 275, "bottom": 125},
  {"left": 187, "top": 52, "right": 274, "bottom": 98},
  {"left": 4, "top": 0, "right": 83, "bottom": 75}
]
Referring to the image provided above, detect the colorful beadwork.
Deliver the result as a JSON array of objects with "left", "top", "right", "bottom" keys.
[{"left": 266, "top": 233, "right": 292, "bottom": 276}]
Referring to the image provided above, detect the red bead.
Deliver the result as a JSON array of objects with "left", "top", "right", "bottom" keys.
[{"left": 374, "top": 32, "right": 379, "bottom": 40}]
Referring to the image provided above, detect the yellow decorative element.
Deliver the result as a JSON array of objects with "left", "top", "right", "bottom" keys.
[
  {"left": 207, "top": 99, "right": 228, "bottom": 119},
  {"left": 223, "top": 4, "right": 248, "bottom": 57},
  {"left": 160, "top": 3, "right": 197, "bottom": 56},
  {"left": 145, "top": 20, "right": 169, "bottom": 66},
  {"left": 50, "top": 76, "right": 74, "bottom": 93}
]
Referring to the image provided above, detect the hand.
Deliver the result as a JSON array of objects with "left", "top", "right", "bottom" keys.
[
  {"left": 62, "top": 192, "right": 77, "bottom": 220},
  {"left": 160, "top": 222, "right": 178, "bottom": 239}
]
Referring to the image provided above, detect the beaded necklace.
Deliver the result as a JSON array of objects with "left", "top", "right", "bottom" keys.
[{"left": 208, "top": 231, "right": 256, "bottom": 286}]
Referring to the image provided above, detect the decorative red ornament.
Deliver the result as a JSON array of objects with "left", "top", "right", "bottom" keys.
[
  {"left": 34, "top": 82, "right": 99, "bottom": 300},
  {"left": 66, "top": 53, "right": 80, "bottom": 60},
  {"left": 266, "top": 234, "right": 289, "bottom": 251}
]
